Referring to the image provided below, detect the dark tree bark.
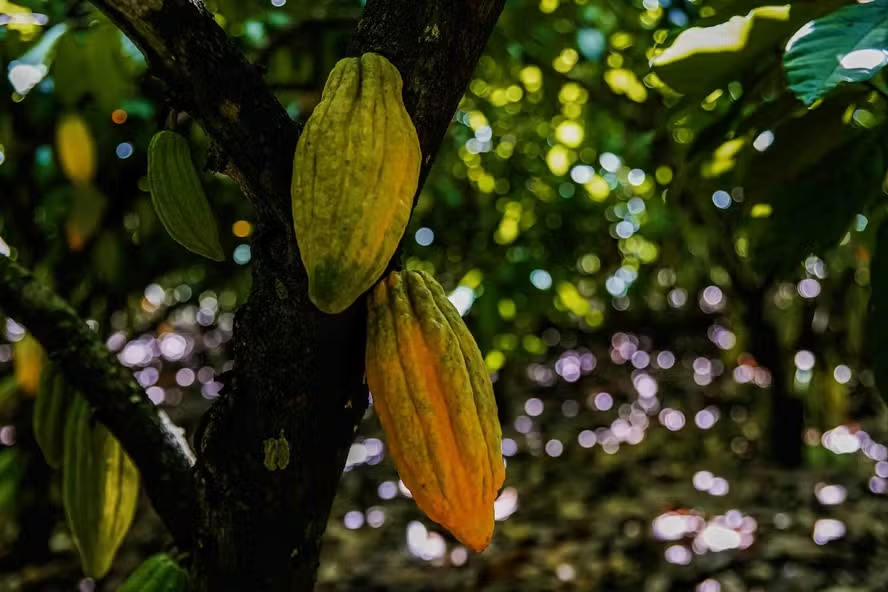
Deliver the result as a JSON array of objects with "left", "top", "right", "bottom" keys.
[
  {"left": 188, "top": 3, "right": 507, "bottom": 588},
  {"left": 744, "top": 286, "right": 804, "bottom": 468},
  {"left": 2, "top": 0, "right": 508, "bottom": 590}
]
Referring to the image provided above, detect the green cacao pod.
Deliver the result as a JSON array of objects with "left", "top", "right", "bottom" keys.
[
  {"left": 365, "top": 270, "right": 505, "bottom": 551},
  {"left": 119, "top": 553, "right": 188, "bottom": 592},
  {"left": 63, "top": 395, "right": 140, "bottom": 578},
  {"left": 33, "top": 366, "right": 71, "bottom": 469},
  {"left": 291, "top": 53, "right": 421, "bottom": 314},
  {"left": 147, "top": 130, "right": 224, "bottom": 262}
]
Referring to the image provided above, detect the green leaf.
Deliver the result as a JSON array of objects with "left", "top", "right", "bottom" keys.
[
  {"left": 52, "top": 31, "right": 92, "bottom": 107},
  {"left": 867, "top": 215, "right": 888, "bottom": 404},
  {"left": 784, "top": 0, "right": 888, "bottom": 105},
  {"left": 51, "top": 24, "right": 138, "bottom": 110},
  {"left": 650, "top": 5, "right": 801, "bottom": 95},
  {"left": 744, "top": 96, "right": 865, "bottom": 195},
  {"left": 750, "top": 131, "right": 887, "bottom": 275}
]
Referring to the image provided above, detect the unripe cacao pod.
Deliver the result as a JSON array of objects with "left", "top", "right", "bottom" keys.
[
  {"left": 119, "top": 553, "right": 188, "bottom": 592},
  {"left": 13, "top": 333, "right": 43, "bottom": 396},
  {"left": 33, "top": 365, "right": 71, "bottom": 469},
  {"left": 65, "top": 183, "right": 108, "bottom": 251},
  {"left": 147, "top": 130, "right": 225, "bottom": 261},
  {"left": 365, "top": 270, "right": 505, "bottom": 551},
  {"left": 56, "top": 113, "right": 96, "bottom": 185},
  {"left": 63, "top": 395, "right": 140, "bottom": 578},
  {"left": 291, "top": 53, "right": 421, "bottom": 314}
]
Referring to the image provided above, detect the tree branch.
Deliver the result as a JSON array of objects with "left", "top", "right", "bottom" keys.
[
  {"left": 349, "top": 1, "right": 506, "bottom": 190},
  {"left": 90, "top": 0, "right": 297, "bottom": 226},
  {"left": 0, "top": 255, "right": 196, "bottom": 550}
]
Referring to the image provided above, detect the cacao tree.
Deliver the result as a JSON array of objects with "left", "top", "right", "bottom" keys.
[
  {"left": 5, "top": 0, "right": 888, "bottom": 589},
  {"left": 0, "top": 0, "right": 507, "bottom": 589}
]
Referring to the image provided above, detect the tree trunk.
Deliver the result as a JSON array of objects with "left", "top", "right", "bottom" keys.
[{"left": 177, "top": 2, "right": 506, "bottom": 589}]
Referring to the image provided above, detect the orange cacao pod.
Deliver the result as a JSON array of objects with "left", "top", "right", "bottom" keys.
[{"left": 365, "top": 270, "right": 505, "bottom": 551}]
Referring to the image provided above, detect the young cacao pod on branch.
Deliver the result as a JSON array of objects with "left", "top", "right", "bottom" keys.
[
  {"left": 365, "top": 270, "right": 505, "bottom": 551},
  {"left": 56, "top": 113, "right": 96, "bottom": 186},
  {"left": 291, "top": 53, "right": 421, "bottom": 314},
  {"left": 63, "top": 395, "right": 140, "bottom": 578},
  {"left": 119, "top": 553, "right": 188, "bottom": 592},
  {"left": 147, "top": 130, "right": 225, "bottom": 262},
  {"left": 33, "top": 365, "right": 71, "bottom": 469}
]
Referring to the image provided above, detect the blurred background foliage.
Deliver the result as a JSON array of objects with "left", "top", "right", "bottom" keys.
[{"left": 3, "top": 0, "right": 888, "bottom": 590}]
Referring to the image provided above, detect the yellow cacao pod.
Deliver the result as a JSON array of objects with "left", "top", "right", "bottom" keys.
[
  {"left": 56, "top": 114, "right": 96, "bottom": 185},
  {"left": 291, "top": 53, "right": 421, "bottom": 314},
  {"left": 63, "top": 395, "right": 139, "bottom": 578},
  {"left": 14, "top": 333, "right": 44, "bottom": 396},
  {"left": 366, "top": 270, "right": 505, "bottom": 551}
]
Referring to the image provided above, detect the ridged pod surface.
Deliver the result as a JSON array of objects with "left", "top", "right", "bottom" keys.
[
  {"left": 56, "top": 114, "right": 96, "bottom": 185},
  {"left": 63, "top": 396, "right": 140, "bottom": 578},
  {"left": 33, "top": 366, "right": 71, "bottom": 469},
  {"left": 119, "top": 553, "right": 188, "bottom": 592},
  {"left": 365, "top": 270, "right": 505, "bottom": 551},
  {"left": 147, "top": 130, "right": 224, "bottom": 261},
  {"left": 291, "top": 53, "right": 421, "bottom": 314}
]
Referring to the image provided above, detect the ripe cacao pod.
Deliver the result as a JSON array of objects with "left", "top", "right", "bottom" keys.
[
  {"left": 33, "top": 366, "right": 71, "bottom": 469},
  {"left": 291, "top": 53, "right": 421, "bottom": 314},
  {"left": 365, "top": 270, "right": 505, "bottom": 551},
  {"left": 13, "top": 333, "right": 43, "bottom": 395},
  {"left": 63, "top": 395, "right": 140, "bottom": 578},
  {"left": 119, "top": 553, "right": 188, "bottom": 592},
  {"left": 147, "top": 130, "right": 225, "bottom": 261},
  {"left": 56, "top": 113, "right": 96, "bottom": 185}
]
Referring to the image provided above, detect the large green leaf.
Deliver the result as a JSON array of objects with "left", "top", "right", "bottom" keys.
[
  {"left": 784, "top": 0, "right": 888, "bottom": 105},
  {"left": 750, "top": 131, "right": 887, "bottom": 275},
  {"left": 743, "top": 95, "right": 866, "bottom": 196},
  {"left": 650, "top": 5, "right": 811, "bottom": 96}
]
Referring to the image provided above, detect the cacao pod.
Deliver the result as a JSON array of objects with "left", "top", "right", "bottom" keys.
[
  {"left": 13, "top": 333, "right": 43, "bottom": 395},
  {"left": 119, "top": 553, "right": 188, "bottom": 592},
  {"left": 56, "top": 113, "right": 96, "bottom": 185},
  {"left": 63, "top": 395, "right": 140, "bottom": 578},
  {"left": 33, "top": 365, "right": 71, "bottom": 469},
  {"left": 65, "top": 183, "right": 108, "bottom": 251},
  {"left": 291, "top": 53, "right": 421, "bottom": 314},
  {"left": 365, "top": 270, "right": 505, "bottom": 551},
  {"left": 147, "top": 130, "right": 225, "bottom": 262}
]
